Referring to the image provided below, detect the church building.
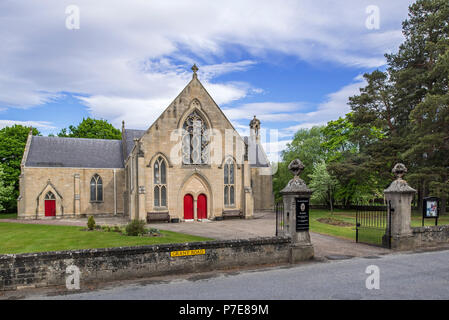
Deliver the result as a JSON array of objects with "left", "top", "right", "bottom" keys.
[{"left": 17, "top": 66, "right": 274, "bottom": 221}]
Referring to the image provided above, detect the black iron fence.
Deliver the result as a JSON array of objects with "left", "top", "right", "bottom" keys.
[
  {"left": 355, "top": 202, "right": 393, "bottom": 249},
  {"left": 275, "top": 201, "right": 286, "bottom": 237}
]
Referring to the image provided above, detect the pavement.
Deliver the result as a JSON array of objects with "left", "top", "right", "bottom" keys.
[
  {"left": 1, "top": 211, "right": 389, "bottom": 259},
  {"left": 11, "top": 248, "right": 449, "bottom": 300}
]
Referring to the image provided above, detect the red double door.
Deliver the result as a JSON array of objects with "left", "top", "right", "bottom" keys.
[
  {"left": 45, "top": 200, "right": 56, "bottom": 217},
  {"left": 184, "top": 194, "right": 207, "bottom": 220}
]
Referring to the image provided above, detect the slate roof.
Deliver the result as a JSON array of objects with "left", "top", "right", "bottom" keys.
[
  {"left": 244, "top": 136, "right": 271, "bottom": 168},
  {"left": 25, "top": 136, "right": 124, "bottom": 168},
  {"left": 123, "top": 129, "right": 146, "bottom": 159}
]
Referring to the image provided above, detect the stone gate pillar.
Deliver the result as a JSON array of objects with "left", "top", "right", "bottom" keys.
[
  {"left": 384, "top": 163, "right": 417, "bottom": 250},
  {"left": 280, "top": 159, "right": 314, "bottom": 262}
]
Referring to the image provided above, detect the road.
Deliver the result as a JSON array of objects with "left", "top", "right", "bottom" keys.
[{"left": 30, "top": 249, "right": 449, "bottom": 300}]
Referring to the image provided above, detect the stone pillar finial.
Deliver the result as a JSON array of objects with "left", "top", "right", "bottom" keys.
[
  {"left": 288, "top": 159, "right": 304, "bottom": 178},
  {"left": 384, "top": 163, "right": 416, "bottom": 194}
]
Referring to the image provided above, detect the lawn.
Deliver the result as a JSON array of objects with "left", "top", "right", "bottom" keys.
[
  {"left": 309, "top": 208, "right": 449, "bottom": 242},
  {"left": 0, "top": 222, "right": 212, "bottom": 254},
  {"left": 0, "top": 213, "right": 17, "bottom": 219}
]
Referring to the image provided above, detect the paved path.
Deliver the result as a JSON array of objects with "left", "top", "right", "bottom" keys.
[
  {"left": 1, "top": 211, "right": 389, "bottom": 258},
  {"left": 23, "top": 249, "right": 449, "bottom": 300}
]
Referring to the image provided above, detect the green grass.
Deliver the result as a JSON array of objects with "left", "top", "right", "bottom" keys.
[
  {"left": 0, "top": 222, "right": 212, "bottom": 254},
  {"left": 309, "top": 208, "right": 449, "bottom": 243},
  {"left": 0, "top": 213, "right": 17, "bottom": 219}
]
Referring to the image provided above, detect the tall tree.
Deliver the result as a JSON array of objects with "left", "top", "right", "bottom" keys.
[
  {"left": 273, "top": 127, "right": 327, "bottom": 201},
  {"left": 309, "top": 160, "right": 338, "bottom": 212},
  {"left": 0, "top": 167, "right": 14, "bottom": 212},
  {"left": 58, "top": 117, "right": 121, "bottom": 140},
  {"left": 0, "top": 125, "right": 40, "bottom": 211}
]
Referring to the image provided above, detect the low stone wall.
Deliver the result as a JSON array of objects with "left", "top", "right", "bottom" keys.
[
  {"left": 0, "top": 237, "right": 304, "bottom": 291},
  {"left": 412, "top": 225, "right": 449, "bottom": 247}
]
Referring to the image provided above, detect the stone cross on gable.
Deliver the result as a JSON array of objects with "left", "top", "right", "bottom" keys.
[{"left": 191, "top": 64, "right": 199, "bottom": 78}]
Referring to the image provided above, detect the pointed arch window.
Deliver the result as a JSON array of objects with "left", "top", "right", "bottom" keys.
[
  {"left": 45, "top": 191, "right": 56, "bottom": 200},
  {"left": 182, "top": 110, "right": 210, "bottom": 164},
  {"left": 224, "top": 158, "right": 235, "bottom": 206},
  {"left": 90, "top": 174, "right": 103, "bottom": 202},
  {"left": 154, "top": 156, "right": 167, "bottom": 207}
]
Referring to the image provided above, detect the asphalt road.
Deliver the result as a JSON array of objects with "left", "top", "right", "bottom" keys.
[{"left": 34, "top": 249, "right": 449, "bottom": 300}]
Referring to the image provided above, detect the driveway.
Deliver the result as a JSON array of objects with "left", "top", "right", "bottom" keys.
[{"left": 151, "top": 211, "right": 390, "bottom": 259}]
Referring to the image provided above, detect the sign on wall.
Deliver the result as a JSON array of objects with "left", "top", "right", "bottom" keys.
[{"left": 295, "top": 198, "right": 309, "bottom": 231}]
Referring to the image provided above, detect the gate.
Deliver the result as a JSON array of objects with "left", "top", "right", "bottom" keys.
[
  {"left": 355, "top": 201, "right": 393, "bottom": 249},
  {"left": 275, "top": 201, "right": 286, "bottom": 236}
]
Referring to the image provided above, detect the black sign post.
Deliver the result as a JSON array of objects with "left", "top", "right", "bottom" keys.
[
  {"left": 295, "top": 198, "right": 309, "bottom": 231},
  {"left": 422, "top": 197, "right": 440, "bottom": 226}
]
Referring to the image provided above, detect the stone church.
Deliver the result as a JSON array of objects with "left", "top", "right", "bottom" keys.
[{"left": 17, "top": 66, "right": 274, "bottom": 221}]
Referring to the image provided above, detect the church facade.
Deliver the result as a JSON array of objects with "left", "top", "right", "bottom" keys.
[{"left": 17, "top": 67, "right": 274, "bottom": 221}]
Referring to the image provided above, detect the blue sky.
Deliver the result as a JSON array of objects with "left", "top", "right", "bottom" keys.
[{"left": 0, "top": 0, "right": 414, "bottom": 160}]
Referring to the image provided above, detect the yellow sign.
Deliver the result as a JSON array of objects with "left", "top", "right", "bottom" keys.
[{"left": 170, "top": 249, "right": 206, "bottom": 257}]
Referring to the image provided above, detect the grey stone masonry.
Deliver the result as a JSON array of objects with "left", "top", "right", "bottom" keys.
[
  {"left": 384, "top": 163, "right": 417, "bottom": 250},
  {"left": 0, "top": 237, "right": 301, "bottom": 291},
  {"left": 280, "top": 159, "right": 314, "bottom": 262}
]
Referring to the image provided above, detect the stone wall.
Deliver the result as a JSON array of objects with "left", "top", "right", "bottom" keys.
[
  {"left": 412, "top": 225, "right": 449, "bottom": 248},
  {"left": 0, "top": 237, "right": 301, "bottom": 291}
]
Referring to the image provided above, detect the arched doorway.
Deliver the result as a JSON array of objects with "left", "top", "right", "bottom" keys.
[
  {"left": 44, "top": 191, "right": 56, "bottom": 217},
  {"left": 183, "top": 194, "right": 194, "bottom": 220},
  {"left": 197, "top": 194, "right": 207, "bottom": 220}
]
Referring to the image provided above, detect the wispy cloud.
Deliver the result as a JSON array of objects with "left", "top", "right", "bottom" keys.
[
  {"left": 0, "top": 0, "right": 411, "bottom": 119},
  {"left": 0, "top": 120, "right": 56, "bottom": 130}
]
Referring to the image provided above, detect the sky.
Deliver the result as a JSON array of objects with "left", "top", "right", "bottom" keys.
[{"left": 0, "top": 0, "right": 415, "bottom": 162}]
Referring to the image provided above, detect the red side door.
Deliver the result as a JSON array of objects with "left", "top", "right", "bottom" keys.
[
  {"left": 183, "top": 194, "right": 194, "bottom": 220},
  {"left": 45, "top": 200, "right": 56, "bottom": 217},
  {"left": 197, "top": 194, "right": 207, "bottom": 220}
]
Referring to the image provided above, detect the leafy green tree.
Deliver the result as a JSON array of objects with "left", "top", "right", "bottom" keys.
[
  {"left": 273, "top": 127, "right": 326, "bottom": 200},
  {"left": 0, "top": 125, "right": 40, "bottom": 211},
  {"left": 309, "top": 161, "right": 338, "bottom": 212},
  {"left": 58, "top": 117, "right": 121, "bottom": 140},
  {"left": 0, "top": 167, "right": 14, "bottom": 212},
  {"left": 347, "top": 0, "right": 449, "bottom": 211}
]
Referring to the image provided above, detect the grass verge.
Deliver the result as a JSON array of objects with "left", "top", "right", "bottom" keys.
[{"left": 0, "top": 222, "right": 212, "bottom": 254}]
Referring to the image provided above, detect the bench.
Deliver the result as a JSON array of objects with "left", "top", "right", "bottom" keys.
[
  {"left": 147, "top": 212, "right": 170, "bottom": 223},
  {"left": 222, "top": 209, "right": 244, "bottom": 220}
]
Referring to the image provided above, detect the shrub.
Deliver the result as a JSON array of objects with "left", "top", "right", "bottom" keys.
[
  {"left": 125, "top": 219, "right": 147, "bottom": 236},
  {"left": 87, "top": 216, "right": 96, "bottom": 231}
]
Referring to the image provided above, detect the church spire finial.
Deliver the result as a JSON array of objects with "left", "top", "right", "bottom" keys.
[{"left": 191, "top": 64, "right": 199, "bottom": 79}]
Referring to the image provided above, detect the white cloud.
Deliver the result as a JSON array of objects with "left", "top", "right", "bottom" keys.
[
  {"left": 0, "top": 0, "right": 412, "bottom": 121},
  {"left": 0, "top": 120, "right": 56, "bottom": 130}
]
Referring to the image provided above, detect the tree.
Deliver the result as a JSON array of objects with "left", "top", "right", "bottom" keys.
[
  {"left": 347, "top": 0, "right": 449, "bottom": 212},
  {"left": 309, "top": 161, "right": 338, "bottom": 212},
  {"left": 58, "top": 118, "right": 121, "bottom": 140},
  {"left": 0, "top": 125, "right": 40, "bottom": 211},
  {"left": 0, "top": 167, "right": 14, "bottom": 212},
  {"left": 273, "top": 127, "right": 327, "bottom": 200}
]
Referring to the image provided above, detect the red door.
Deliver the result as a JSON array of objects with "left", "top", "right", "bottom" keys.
[
  {"left": 45, "top": 200, "right": 56, "bottom": 217},
  {"left": 197, "top": 194, "right": 207, "bottom": 220},
  {"left": 183, "top": 194, "right": 194, "bottom": 220}
]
